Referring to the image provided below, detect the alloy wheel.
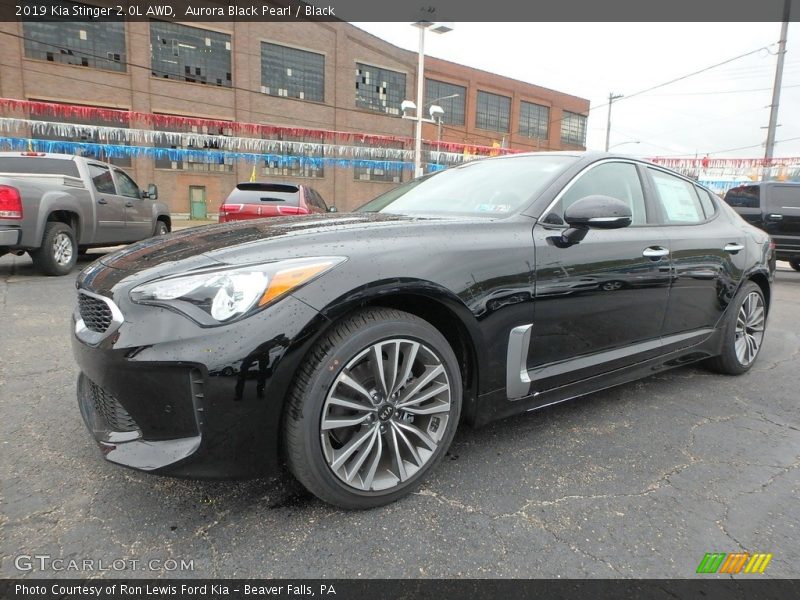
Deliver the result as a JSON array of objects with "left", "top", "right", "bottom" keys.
[
  {"left": 320, "top": 338, "right": 452, "bottom": 492},
  {"left": 734, "top": 291, "right": 765, "bottom": 366},
  {"left": 53, "top": 232, "right": 74, "bottom": 266}
]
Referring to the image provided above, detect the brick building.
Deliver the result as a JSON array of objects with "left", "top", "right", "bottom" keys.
[{"left": 0, "top": 16, "right": 590, "bottom": 214}]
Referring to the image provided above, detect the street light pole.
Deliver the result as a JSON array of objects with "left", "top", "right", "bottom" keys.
[
  {"left": 414, "top": 25, "right": 426, "bottom": 178},
  {"left": 604, "top": 92, "right": 624, "bottom": 152},
  {"left": 409, "top": 22, "right": 453, "bottom": 178}
]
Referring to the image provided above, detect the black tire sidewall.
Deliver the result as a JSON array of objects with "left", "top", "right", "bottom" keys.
[
  {"left": 155, "top": 222, "right": 168, "bottom": 236},
  {"left": 789, "top": 256, "right": 800, "bottom": 271},
  {"left": 292, "top": 314, "right": 462, "bottom": 508}
]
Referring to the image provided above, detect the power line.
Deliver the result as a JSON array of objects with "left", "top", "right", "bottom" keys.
[
  {"left": 441, "top": 44, "right": 778, "bottom": 146},
  {"left": 611, "top": 45, "right": 776, "bottom": 106},
  {"left": 653, "top": 135, "right": 800, "bottom": 158},
  {"left": 646, "top": 83, "right": 800, "bottom": 97}
]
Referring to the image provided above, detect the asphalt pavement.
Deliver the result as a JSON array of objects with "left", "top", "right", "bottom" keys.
[{"left": 1, "top": 251, "right": 798, "bottom": 579}]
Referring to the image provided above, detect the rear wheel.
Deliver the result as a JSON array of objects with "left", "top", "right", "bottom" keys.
[
  {"left": 706, "top": 281, "right": 766, "bottom": 375},
  {"left": 789, "top": 256, "right": 800, "bottom": 272},
  {"left": 31, "top": 222, "right": 77, "bottom": 276},
  {"left": 284, "top": 308, "right": 461, "bottom": 509}
]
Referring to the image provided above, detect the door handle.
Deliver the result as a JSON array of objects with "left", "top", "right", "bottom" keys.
[
  {"left": 124, "top": 201, "right": 134, "bottom": 207},
  {"left": 723, "top": 243, "right": 744, "bottom": 253},
  {"left": 767, "top": 213, "right": 783, "bottom": 221},
  {"left": 642, "top": 246, "right": 670, "bottom": 259},
  {"left": 97, "top": 198, "right": 108, "bottom": 205}
]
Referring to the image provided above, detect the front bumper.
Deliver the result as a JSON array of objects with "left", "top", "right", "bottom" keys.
[{"left": 72, "top": 287, "right": 325, "bottom": 478}]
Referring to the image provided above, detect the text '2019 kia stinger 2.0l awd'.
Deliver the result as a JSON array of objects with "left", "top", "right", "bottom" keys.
[{"left": 72, "top": 152, "right": 773, "bottom": 508}]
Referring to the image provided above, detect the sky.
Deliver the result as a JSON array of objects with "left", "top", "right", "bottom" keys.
[{"left": 353, "top": 22, "right": 800, "bottom": 160}]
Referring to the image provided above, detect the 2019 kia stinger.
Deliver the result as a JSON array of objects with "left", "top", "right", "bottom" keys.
[{"left": 72, "top": 152, "right": 773, "bottom": 508}]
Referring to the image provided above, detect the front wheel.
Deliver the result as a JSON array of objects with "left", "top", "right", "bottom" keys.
[
  {"left": 154, "top": 220, "right": 169, "bottom": 236},
  {"left": 789, "top": 256, "right": 800, "bottom": 272},
  {"left": 284, "top": 308, "right": 462, "bottom": 509},
  {"left": 30, "top": 222, "right": 77, "bottom": 276},
  {"left": 706, "top": 281, "right": 766, "bottom": 375}
]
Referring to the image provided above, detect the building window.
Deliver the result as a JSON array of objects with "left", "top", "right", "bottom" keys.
[
  {"left": 355, "top": 63, "right": 406, "bottom": 116},
  {"left": 22, "top": 2, "right": 125, "bottom": 72},
  {"left": 29, "top": 101, "right": 131, "bottom": 168},
  {"left": 261, "top": 43, "right": 324, "bottom": 103},
  {"left": 153, "top": 116, "right": 234, "bottom": 173},
  {"left": 264, "top": 133, "right": 324, "bottom": 179},
  {"left": 560, "top": 111, "right": 587, "bottom": 146},
  {"left": 425, "top": 79, "right": 466, "bottom": 126},
  {"left": 150, "top": 21, "right": 232, "bottom": 87},
  {"left": 519, "top": 101, "right": 549, "bottom": 142},
  {"left": 354, "top": 141, "right": 405, "bottom": 183},
  {"left": 475, "top": 91, "right": 511, "bottom": 133}
]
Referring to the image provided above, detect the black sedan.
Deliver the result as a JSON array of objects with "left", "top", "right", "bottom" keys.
[{"left": 72, "top": 152, "right": 773, "bottom": 509}]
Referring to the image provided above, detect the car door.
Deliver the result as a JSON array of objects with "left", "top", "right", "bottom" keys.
[
  {"left": 87, "top": 163, "right": 126, "bottom": 244},
  {"left": 646, "top": 167, "right": 747, "bottom": 345},
  {"left": 763, "top": 184, "right": 800, "bottom": 257},
  {"left": 528, "top": 160, "right": 672, "bottom": 392},
  {"left": 113, "top": 168, "right": 152, "bottom": 241}
]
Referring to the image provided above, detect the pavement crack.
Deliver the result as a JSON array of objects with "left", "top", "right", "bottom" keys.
[
  {"left": 193, "top": 509, "right": 231, "bottom": 579},
  {"left": 413, "top": 488, "right": 479, "bottom": 513}
]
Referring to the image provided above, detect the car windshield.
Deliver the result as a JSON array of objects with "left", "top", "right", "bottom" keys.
[{"left": 356, "top": 155, "right": 578, "bottom": 217}]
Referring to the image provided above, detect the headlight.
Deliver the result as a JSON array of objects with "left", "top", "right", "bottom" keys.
[{"left": 130, "top": 256, "right": 345, "bottom": 325}]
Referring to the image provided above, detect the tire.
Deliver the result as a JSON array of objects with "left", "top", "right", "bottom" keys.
[
  {"left": 154, "top": 220, "right": 169, "bottom": 236},
  {"left": 789, "top": 256, "right": 800, "bottom": 272},
  {"left": 30, "top": 222, "right": 77, "bottom": 276},
  {"left": 706, "top": 281, "right": 766, "bottom": 375},
  {"left": 284, "top": 308, "right": 462, "bottom": 509}
]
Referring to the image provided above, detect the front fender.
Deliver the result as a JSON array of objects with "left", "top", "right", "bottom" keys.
[{"left": 297, "top": 277, "right": 488, "bottom": 408}]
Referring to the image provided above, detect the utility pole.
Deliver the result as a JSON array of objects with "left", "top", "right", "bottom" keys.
[
  {"left": 764, "top": 0, "right": 791, "bottom": 179},
  {"left": 605, "top": 92, "right": 624, "bottom": 152}
]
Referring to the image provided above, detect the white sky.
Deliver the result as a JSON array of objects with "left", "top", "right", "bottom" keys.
[{"left": 354, "top": 22, "right": 800, "bottom": 159}]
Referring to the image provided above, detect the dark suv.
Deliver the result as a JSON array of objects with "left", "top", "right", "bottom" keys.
[{"left": 724, "top": 182, "right": 800, "bottom": 271}]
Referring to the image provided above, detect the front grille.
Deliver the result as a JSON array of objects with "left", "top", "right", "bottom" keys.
[
  {"left": 78, "top": 293, "right": 113, "bottom": 333},
  {"left": 86, "top": 379, "right": 139, "bottom": 432}
]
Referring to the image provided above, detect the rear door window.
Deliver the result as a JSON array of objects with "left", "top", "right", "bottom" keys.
[
  {"left": 767, "top": 186, "right": 800, "bottom": 212},
  {"left": 648, "top": 169, "right": 705, "bottom": 224},
  {"left": 88, "top": 164, "right": 116, "bottom": 194},
  {"left": 227, "top": 183, "right": 300, "bottom": 205},
  {"left": 724, "top": 185, "right": 760, "bottom": 208}
]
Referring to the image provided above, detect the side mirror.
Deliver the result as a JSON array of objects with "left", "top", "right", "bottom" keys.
[
  {"left": 559, "top": 195, "right": 632, "bottom": 246},
  {"left": 328, "top": 206, "right": 338, "bottom": 213},
  {"left": 147, "top": 184, "right": 158, "bottom": 200}
]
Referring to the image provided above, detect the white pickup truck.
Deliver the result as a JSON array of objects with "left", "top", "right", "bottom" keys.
[{"left": 0, "top": 152, "right": 171, "bottom": 275}]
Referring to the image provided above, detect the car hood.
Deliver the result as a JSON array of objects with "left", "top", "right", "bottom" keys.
[{"left": 97, "top": 213, "right": 423, "bottom": 271}]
